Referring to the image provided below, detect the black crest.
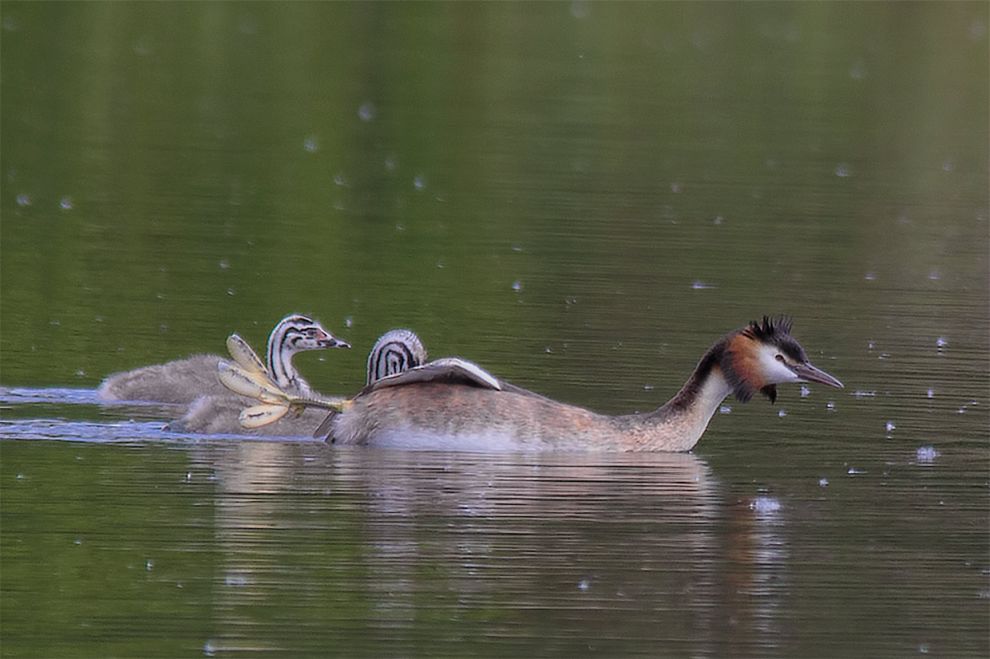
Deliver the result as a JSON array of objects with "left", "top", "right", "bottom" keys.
[{"left": 743, "top": 315, "right": 793, "bottom": 342}]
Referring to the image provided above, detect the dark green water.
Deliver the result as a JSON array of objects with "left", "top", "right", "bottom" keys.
[{"left": 1, "top": 2, "right": 987, "bottom": 657}]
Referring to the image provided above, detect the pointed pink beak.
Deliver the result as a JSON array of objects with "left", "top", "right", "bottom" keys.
[{"left": 791, "top": 361, "right": 843, "bottom": 388}]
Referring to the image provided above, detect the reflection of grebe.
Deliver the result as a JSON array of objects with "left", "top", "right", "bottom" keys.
[
  {"left": 322, "top": 317, "right": 843, "bottom": 451},
  {"left": 97, "top": 314, "right": 348, "bottom": 404}
]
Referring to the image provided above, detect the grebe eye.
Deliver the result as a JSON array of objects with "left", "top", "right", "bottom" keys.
[{"left": 775, "top": 354, "right": 785, "bottom": 362}]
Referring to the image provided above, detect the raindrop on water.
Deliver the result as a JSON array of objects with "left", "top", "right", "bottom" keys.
[
  {"left": 357, "top": 102, "right": 376, "bottom": 122},
  {"left": 916, "top": 446, "right": 939, "bottom": 464},
  {"left": 749, "top": 496, "right": 781, "bottom": 514}
]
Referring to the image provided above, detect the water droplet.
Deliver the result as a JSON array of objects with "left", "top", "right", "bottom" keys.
[
  {"left": 413, "top": 175, "right": 427, "bottom": 191},
  {"left": 818, "top": 477, "right": 829, "bottom": 487},
  {"left": 224, "top": 573, "right": 249, "bottom": 587},
  {"left": 864, "top": 272, "right": 877, "bottom": 281},
  {"left": 15, "top": 193, "right": 31, "bottom": 207},
  {"left": 333, "top": 173, "right": 349, "bottom": 187},
  {"left": 59, "top": 196, "right": 74, "bottom": 210},
  {"left": 344, "top": 316, "right": 353, "bottom": 329},
  {"left": 577, "top": 578, "right": 591, "bottom": 591},
  {"left": 777, "top": 409, "right": 787, "bottom": 418},
  {"left": 303, "top": 135, "right": 319, "bottom": 153},
  {"left": 849, "top": 61, "right": 867, "bottom": 80},
  {"left": 357, "top": 102, "right": 376, "bottom": 122},
  {"left": 133, "top": 37, "right": 152, "bottom": 57},
  {"left": 712, "top": 215, "right": 724, "bottom": 225},
  {"left": 384, "top": 155, "right": 398, "bottom": 172},
  {"left": 511, "top": 280, "right": 522, "bottom": 292},
  {"left": 691, "top": 280, "right": 716, "bottom": 290},
  {"left": 800, "top": 385, "right": 811, "bottom": 398},
  {"left": 853, "top": 390, "right": 876, "bottom": 398},
  {"left": 916, "top": 446, "right": 939, "bottom": 464},
  {"left": 935, "top": 336, "right": 948, "bottom": 350},
  {"left": 670, "top": 182, "right": 682, "bottom": 193},
  {"left": 969, "top": 20, "right": 987, "bottom": 41},
  {"left": 928, "top": 270, "right": 941, "bottom": 281},
  {"left": 749, "top": 496, "right": 781, "bottom": 514},
  {"left": 511, "top": 244, "right": 524, "bottom": 252},
  {"left": 185, "top": 472, "right": 192, "bottom": 482},
  {"left": 146, "top": 560, "right": 154, "bottom": 571},
  {"left": 238, "top": 17, "right": 258, "bottom": 35},
  {"left": 203, "top": 641, "right": 217, "bottom": 657},
  {"left": 226, "top": 288, "right": 236, "bottom": 296},
  {"left": 218, "top": 258, "right": 230, "bottom": 270},
  {"left": 885, "top": 420, "right": 896, "bottom": 433},
  {"left": 642, "top": 384, "right": 654, "bottom": 391},
  {"left": 75, "top": 369, "right": 86, "bottom": 378},
  {"left": 941, "top": 159, "right": 955, "bottom": 173},
  {"left": 834, "top": 163, "right": 852, "bottom": 178},
  {"left": 926, "top": 388, "right": 935, "bottom": 399},
  {"left": 74, "top": 537, "right": 83, "bottom": 545},
  {"left": 15, "top": 473, "right": 25, "bottom": 480},
  {"left": 718, "top": 405, "right": 732, "bottom": 414},
  {"left": 847, "top": 466, "right": 866, "bottom": 475},
  {"left": 826, "top": 401, "right": 836, "bottom": 411}
]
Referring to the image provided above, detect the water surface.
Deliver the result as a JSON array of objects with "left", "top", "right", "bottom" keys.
[{"left": 2, "top": 2, "right": 987, "bottom": 657}]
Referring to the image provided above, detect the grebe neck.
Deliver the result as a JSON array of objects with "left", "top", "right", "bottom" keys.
[{"left": 267, "top": 323, "right": 303, "bottom": 392}]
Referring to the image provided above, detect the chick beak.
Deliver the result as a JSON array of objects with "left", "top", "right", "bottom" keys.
[
  {"left": 317, "top": 331, "right": 350, "bottom": 349},
  {"left": 791, "top": 361, "right": 843, "bottom": 388}
]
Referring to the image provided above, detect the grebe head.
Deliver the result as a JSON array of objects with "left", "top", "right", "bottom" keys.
[
  {"left": 722, "top": 316, "right": 843, "bottom": 403},
  {"left": 367, "top": 329, "right": 428, "bottom": 385},
  {"left": 279, "top": 315, "right": 351, "bottom": 353}
]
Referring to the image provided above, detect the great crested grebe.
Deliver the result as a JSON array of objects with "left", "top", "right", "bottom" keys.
[
  {"left": 97, "top": 314, "right": 348, "bottom": 404},
  {"left": 316, "top": 317, "right": 843, "bottom": 452}
]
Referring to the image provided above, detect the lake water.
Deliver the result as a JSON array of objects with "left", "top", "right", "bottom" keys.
[{"left": 1, "top": 3, "right": 988, "bottom": 657}]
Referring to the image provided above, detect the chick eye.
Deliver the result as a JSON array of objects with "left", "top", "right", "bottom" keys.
[{"left": 775, "top": 354, "right": 785, "bottom": 363}]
